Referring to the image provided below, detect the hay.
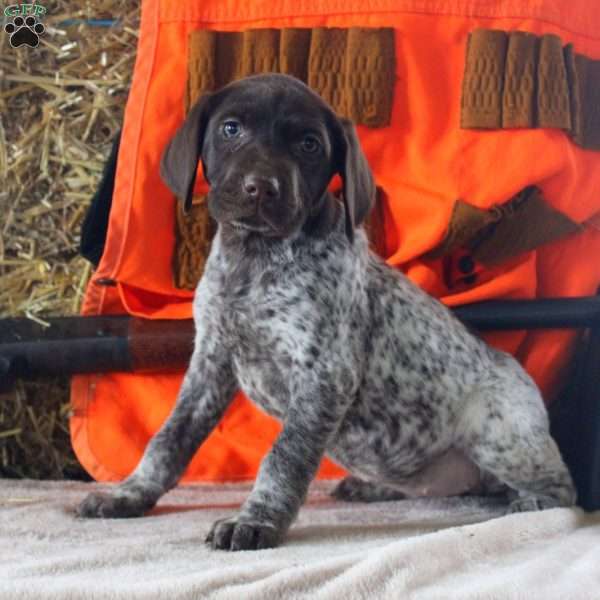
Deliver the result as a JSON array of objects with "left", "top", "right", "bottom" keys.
[
  {"left": 0, "top": 380, "right": 85, "bottom": 479},
  {"left": 1, "top": 1, "right": 140, "bottom": 478}
]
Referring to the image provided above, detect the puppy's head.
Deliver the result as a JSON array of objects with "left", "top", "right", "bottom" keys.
[{"left": 160, "top": 73, "right": 375, "bottom": 242}]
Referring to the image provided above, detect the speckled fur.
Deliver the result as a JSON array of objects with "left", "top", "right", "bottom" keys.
[{"left": 78, "top": 74, "right": 575, "bottom": 551}]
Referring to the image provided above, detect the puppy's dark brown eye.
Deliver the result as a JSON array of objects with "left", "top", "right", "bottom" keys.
[
  {"left": 222, "top": 120, "right": 242, "bottom": 138},
  {"left": 300, "top": 135, "right": 321, "bottom": 154}
]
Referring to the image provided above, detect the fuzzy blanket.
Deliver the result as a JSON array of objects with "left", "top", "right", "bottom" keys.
[{"left": 1, "top": 479, "right": 599, "bottom": 599}]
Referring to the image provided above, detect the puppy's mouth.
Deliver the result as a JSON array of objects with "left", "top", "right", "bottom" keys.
[{"left": 228, "top": 219, "right": 274, "bottom": 234}]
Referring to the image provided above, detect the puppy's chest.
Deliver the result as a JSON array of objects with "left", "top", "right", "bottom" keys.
[
  {"left": 220, "top": 277, "right": 314, "bottom": 419},
  {"left": 227, "top": 315, "right": 301, "bottom": 420},
  {"left": 202, "top": 244, "right": 354, "bottom": 418},
  {"left": 231, "top": 352, "right": 290, "bottom": 419}
]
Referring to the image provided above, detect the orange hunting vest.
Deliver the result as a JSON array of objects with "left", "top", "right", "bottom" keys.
[{"left": 71, "top": 0, "right": 600, "bottom": 483}]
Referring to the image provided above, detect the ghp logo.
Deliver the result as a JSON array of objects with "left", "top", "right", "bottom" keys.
[{"left": 4, "top": 3, "right": 46, "bottom": 48}]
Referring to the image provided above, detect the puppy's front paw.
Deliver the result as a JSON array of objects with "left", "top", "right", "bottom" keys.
[
  {"left": 77, "top": 491, "right": 151, "bottom": 519},
  {"left": 205, "top": 516, "right": 282, "bottom": 551}
]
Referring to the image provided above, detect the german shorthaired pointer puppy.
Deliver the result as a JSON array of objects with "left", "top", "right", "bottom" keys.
[{"left": 78, "top": 73, "right": 576, "bottom": 551}]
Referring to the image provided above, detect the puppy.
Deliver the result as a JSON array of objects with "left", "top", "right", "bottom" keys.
[{"left": 78, "top": 73, "right": 576, "bottom": 551}]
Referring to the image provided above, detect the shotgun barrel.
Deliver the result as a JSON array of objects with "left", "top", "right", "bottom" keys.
[{"left": 1, "top": 296, "right": 600, "bottom": 390}]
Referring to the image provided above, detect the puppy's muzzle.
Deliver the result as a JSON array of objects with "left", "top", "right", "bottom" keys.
[{"left": 243, "top": 174, "right": 280, "bottom": 204}]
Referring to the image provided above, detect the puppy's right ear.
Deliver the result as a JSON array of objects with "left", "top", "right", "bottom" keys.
[
  {"left": 333, "top": 118, "right": 376, "bottom": 244},
  {"left": 160, "top": 94, "right": 212, "bottom": 213}
]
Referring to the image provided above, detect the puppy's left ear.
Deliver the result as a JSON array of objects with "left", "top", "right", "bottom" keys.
[
  {"left": 160, "top": 94, "right": 212, "bottom": 213},
  {"left": 334, "top": 118, "right": 376, "bottom": 243}
]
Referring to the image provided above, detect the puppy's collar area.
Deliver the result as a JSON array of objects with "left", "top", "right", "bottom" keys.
[
  {"left": 215, "top": 231, "right": 298, "bottom": 278},
  {"left": 219, "top": 191, "right": 344, "bottom": 247},
  {"left": 214, "top": 203, "right": 348, "bottom": 272}
]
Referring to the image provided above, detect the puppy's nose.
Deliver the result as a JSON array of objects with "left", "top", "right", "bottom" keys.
[{"left": 242, "top": 175, "right": 280, "bottom": 202}]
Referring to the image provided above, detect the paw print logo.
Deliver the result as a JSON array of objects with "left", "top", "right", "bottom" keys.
[{"left": 4, "top": 15, "right": 45, "bottom": 48}]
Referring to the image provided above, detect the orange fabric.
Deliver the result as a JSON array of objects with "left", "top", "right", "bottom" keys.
[{"left": 71, "top": 0, "right": 600, "bottom": 483}]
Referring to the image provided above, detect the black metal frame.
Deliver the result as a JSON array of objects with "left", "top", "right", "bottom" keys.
[{"left": 549, "top": 325, "right": 600, "bottom": 511}]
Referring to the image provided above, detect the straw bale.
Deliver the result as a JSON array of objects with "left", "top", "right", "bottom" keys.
[{"left": 1, "top": 1, "right": 140, "bottom": 478}]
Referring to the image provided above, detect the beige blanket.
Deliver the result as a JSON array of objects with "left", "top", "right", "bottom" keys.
[{"left": 1, "top": 479, "right": 599, "bottom": 599}]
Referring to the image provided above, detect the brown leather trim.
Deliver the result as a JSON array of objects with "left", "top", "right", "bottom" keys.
[
  {"left": 461, "top": 29, "right": 600, "bottom": 151},
  {"left": 425, "top": 187, "right": 582, "bottom": 266},
  {"left": 424, "top": 200, "right": 501, "bottom": 260},
  {"left": 187, "top": 27, "right": 395, "bottom": 127},
  {"left": 470, "top": 187, "right": 581, "bottom": 265},
  {"left": 173, "top": 195, "right": 216, "bottom": 291}
]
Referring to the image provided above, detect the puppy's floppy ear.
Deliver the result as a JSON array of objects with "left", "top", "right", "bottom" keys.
[
  {"left": 160, "top": 93, "right": 212, "bottom": 213},
  {"left": 334, "top": 118, "right": 376, "bottom": 243}
]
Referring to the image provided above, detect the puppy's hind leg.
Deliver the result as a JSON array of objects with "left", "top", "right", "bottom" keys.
[
  {"left": 459, "top": 379, "right": 576, "bottom": 513},
  {"left": 332, "top": 476, "right": 406, "bottom": 502}
]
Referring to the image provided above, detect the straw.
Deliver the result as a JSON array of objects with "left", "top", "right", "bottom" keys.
[{"left": 1, "top": 1, "right": 139, "bottom": 478}]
